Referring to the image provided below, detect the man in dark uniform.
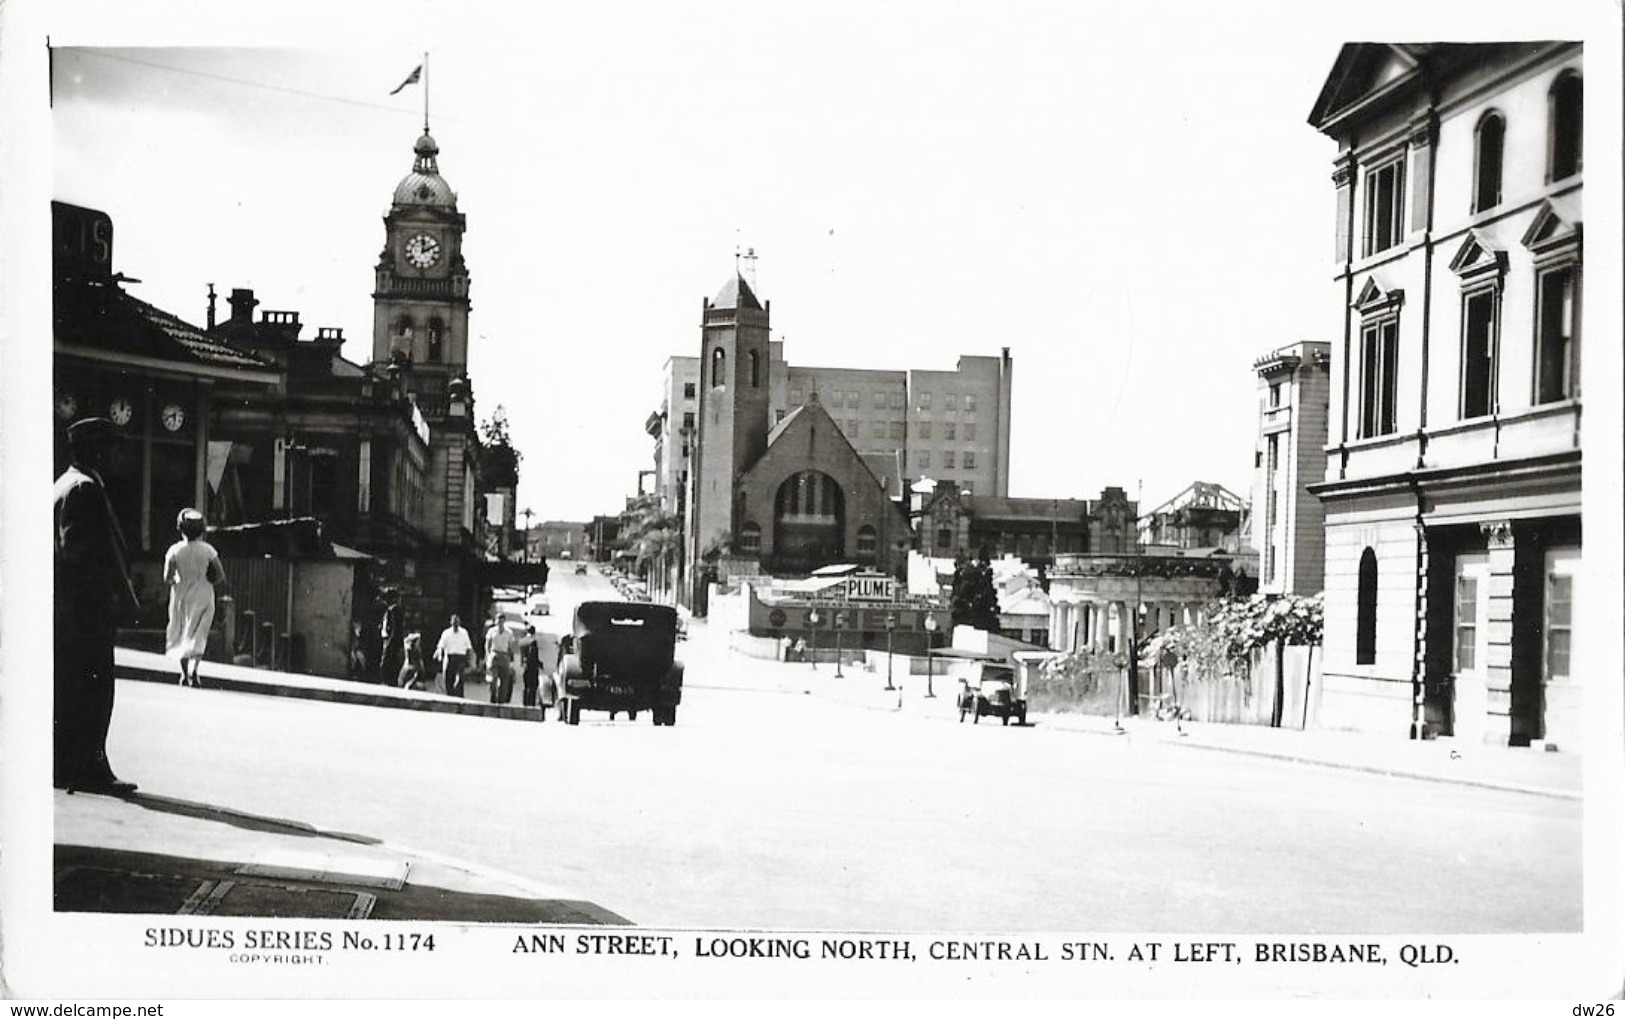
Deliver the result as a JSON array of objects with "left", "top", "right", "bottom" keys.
[{"left": 53, "top": 417, "right": 141, "bottom": 794}]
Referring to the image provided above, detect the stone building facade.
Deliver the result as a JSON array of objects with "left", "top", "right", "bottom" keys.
[{"left": 1307, "top": 43, "right": 1583, "bottom": 747}]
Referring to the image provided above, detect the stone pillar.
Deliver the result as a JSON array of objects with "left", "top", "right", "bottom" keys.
[
  {"left": 1481, "top": 520, "right": 1516, "bottom": 744},
  {"left": 1048, "top": 601, "right": 1064, "bottom": 651},
  {"left": 1091, "top": 601, "right": 1108, "bottom": 651}
]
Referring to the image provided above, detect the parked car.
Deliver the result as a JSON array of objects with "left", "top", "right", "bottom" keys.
[
  {"left": 957, "top": 664, "right": 1026, "bottom": 726},
  {"left": 575, "top": 563, "right": 588, "bottom": 576},
  {"left": 526, "top": 593, "right": 550, "bottom": 616}
]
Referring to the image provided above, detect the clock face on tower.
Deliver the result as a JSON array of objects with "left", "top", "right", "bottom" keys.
[
  {"left": 161, "top": 403, "right": 186, "bottom": 432},
  {"left": 404, "top": 232, "right": 441, "bottom": 269}
]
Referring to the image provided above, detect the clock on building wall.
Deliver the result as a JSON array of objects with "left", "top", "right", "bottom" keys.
[
  {"left": 161, "top": 403, "right": 186, "bottom": 432},
  {"left": 55, "top": 392, "right": 78, "bottom": 420},
  {"left": 404, "top": 232, "right": 441, "bottom": 269},
  {"left": 108, "top": 397, "right": 133, "bottom": 426}
]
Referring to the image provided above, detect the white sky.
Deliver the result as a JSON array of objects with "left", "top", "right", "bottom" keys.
[{"left": 32, "top": 0, "right": 1616, "bottom": 521}]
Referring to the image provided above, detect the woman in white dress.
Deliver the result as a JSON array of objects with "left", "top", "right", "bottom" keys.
[{"left": 163, "top": 509, "right": 224, "bottom": 687}]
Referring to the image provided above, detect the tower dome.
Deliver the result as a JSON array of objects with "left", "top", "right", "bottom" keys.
[{"left": 392, "top": 132, "right": 457, "bottom": 208}]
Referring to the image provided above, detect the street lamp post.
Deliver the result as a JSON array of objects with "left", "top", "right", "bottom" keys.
[
  {"left": 884, "top": 612, "right": 898, "bottom": 691},
  {"left": 807, "top": 608, "right": 820, "bottom": 671},
  {"left": 833, "top": 610, "right": 846, "bottom": 678},
  {"left": 923, "top": 613, "right": 938, "bottom": 698},
  {"left": 520, "top": 507, "right": 535, "bottom": 563}
]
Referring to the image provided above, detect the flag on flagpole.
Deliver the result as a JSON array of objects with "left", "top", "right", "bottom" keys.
[{"left": 389, "top": 64, "right": 423, "bottom": 95}]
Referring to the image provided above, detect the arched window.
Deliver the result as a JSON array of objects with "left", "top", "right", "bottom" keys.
[
  {"left": 1356, "top": 547, "right": 1378, "bottom": 665},
  {"left": 749, "top": 350, "right": 761, "bottom": 388},
  {"left": 1548, "top": 72, "right": 1582, "bottom": 182},
  {"left": 1472, "top": 111, "right": 1505, "bottom": 213},
  {"left": 427, "top": 317, "right": 444, "bottom": 362},
  {"left": 711, "top": 347, "right": 726, "bottom": 387}
]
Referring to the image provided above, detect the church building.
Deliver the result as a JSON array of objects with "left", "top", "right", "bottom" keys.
[{"left": 687, "top": 275, "right": 912, "bottom": 604}]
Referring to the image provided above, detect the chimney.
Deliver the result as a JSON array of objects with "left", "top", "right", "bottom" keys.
[
  {"left": 206, "top": 284, "right": 217, "bottom": 329},
  {"left": 228, "top": 288, "right": 258, "bottom": 325}
]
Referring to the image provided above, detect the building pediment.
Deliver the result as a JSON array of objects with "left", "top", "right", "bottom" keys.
[
  {"left": 1308, "top": 43, "right": 1429, "bottom": 133},
  {"left": 1520, "top": 198, "right": 1582, "bottom": 255},
  {"left": 1447, "top": 231, "right": 1508, "bottom": 280},
  {"left": 1352, "top": 276, "right": 1404, "bottom": 313}
]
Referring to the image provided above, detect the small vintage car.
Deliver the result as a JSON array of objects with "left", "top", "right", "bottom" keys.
[
  {"left": 574, "top": 563, "right": 589, "bottom": 575},
  {"left": 957, "top": 664, "right": 1027, "bottom": 726},
  {"left": 556, "top": 600, "right": 684, "bottom": 725}
]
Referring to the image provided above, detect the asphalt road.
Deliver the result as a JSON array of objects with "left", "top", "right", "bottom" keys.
[{"left": 104, "top": 564, "right": 1581, "bottom": 934}]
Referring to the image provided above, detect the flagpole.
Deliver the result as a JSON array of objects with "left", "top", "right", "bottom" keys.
[{"left": 423, "top": 51, "right": 430, "bottom": 133}]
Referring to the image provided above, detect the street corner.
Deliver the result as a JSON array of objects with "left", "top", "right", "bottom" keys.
[{"left": 52, "top": 842, "right": 632, "bottom": 924}]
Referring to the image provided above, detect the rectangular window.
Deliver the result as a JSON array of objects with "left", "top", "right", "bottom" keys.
[
  {"left": 848, "top": 390, "right": 860, "bottom": 408},
  {"left": 873, "top": 391, "right": 887, "bottom": 409},
  {"left": 357, "top": 440, "right": 372, "bottom": 512},
  {"left": 1454, "top": 575, "right": 1479, "bottom": 672},
  {"left": 964, "top": 423, "right": 976, "bottom": 441},
  {"left": 683, "top": 411, "right": 696, "bottom": 430},
  {"left": 943, "top": 451, "right": 956, "bottom": 469},
  {"left": 944, "top": 423, "right": 957, "bottom": 440},
  {"left": 890, "top": 392, "right": 904, "bottom": 409},
  {"left": 683, "top": 382, "right": 696, "bottom": 399},
  {"left": 919, "top": 421, "right": 932, "bottom": 439},
  {"left": 873, "top": 421, "right": 888, "bottom": 438},
  {"left": 1267, "top": 434, "right": 1279, "bottom": 471},
  {"left": 890, "top": 421, "right": 904, "bottom": 439},
  {"left": 1546, "top": 573, "right": 1572, "bottom": 678},
  {"left": 965, "top": 393, "right": 977, "bottom": 412},
  {"left": 1363, "top": 157, "right": 1406, "bottom": 256},
  {"left": 945, "top": 393, "right": 959, "bottom": 411},
  {"left": 1535, "top": 264, "right": 1579, "bottom": 404},
  {"left": 920, "top": 391, "right": 933, "bottom": 410},
  {"left": 1265, "top": 544, "right": 1277, "bottom": 583},
  {"left": 963, "top": 452, "right": 976, "bottom": 469},
  {"left": 789, "top": 388, "right": 802, "bottom": 405},
  {"left": 918, "top": 451, "right": 930, "bottom": 469},
  {"left": 1460, "top": 288, "right": 1497, "bottom": 419},
  {"left": 1269, "top": 382, "right": 1282, "bottom": 408},
  {"left": 775, "top": 410, "right": 785, "bottom": 423},
  {"left": 935, "top": 527, "right": 952, "bottom": 550},
  {"left": 1358, "top": 318, "right": 1400, "bottom": 438}
]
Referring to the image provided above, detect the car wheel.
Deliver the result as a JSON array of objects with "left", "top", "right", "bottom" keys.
[
  {"left": 958, "top": 706, "right": 969, "bottom": 723},
  {"left": 1002, "top": 713, "right": 1009, "bottom": 726},
  {"left": 973, "top": 704, "right": 981, "bottom": 724},
  {"left": 628, "top": 711, "right": 638, "bottom": 722}
]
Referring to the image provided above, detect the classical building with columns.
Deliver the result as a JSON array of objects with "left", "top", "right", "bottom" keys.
[
  {"left": 1306, "top": 43, "right": 1582, "bottom": 747},
  {"left": 1045, "top": 553, "right": 1236, "bottom": 659}
]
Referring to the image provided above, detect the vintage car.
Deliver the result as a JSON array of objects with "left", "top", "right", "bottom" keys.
[
  {"left": 574, "top": 563, "right": 589, "bottom": 575},
  {"left": 556, "top": 600, "right": 684, "bottom": 725},
  {"left": 957, "top": 663, "right": 1026, "bottom": 726}
]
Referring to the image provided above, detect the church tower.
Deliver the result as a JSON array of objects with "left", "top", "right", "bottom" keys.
[
  {"left": 690, "top": 274, "right": 772, "bottom": 580},
  {"left": 371, "top": 129, "right": 477, "bottom": 553}
]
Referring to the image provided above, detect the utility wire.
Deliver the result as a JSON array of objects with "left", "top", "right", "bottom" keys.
[{"left": 63, "top": 49, "right": 467, "bottom": 122}]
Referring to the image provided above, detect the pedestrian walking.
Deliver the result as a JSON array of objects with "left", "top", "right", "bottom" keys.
[
  {"left": 519, "top": 625, "right": 542, "bottom": 707},
  {"left": 53, "top": 417, "right": 141, "bottom": 794},
  {"left": 162, "top": 508, "right": 225, "bottom": 688},
  {"left": 433, "top": 614, "right": 472, "bottom": 698},
  {"left": 485, "top": 616, "right": 515, "bottom": 704},
  {"left": 396, "top": 630, "right": 426, "bottom": 690},
  {"left": 378, "top": 588, "right": 404, "bottom": 686}
]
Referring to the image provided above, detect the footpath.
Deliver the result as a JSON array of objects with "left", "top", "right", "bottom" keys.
[{"left": 54, "top": 626, "right": 1581, "bottom": 922}]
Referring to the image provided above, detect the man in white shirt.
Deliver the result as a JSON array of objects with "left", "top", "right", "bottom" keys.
[
  {"left": 484, "top": 617, "right": 516, "bottom": 704},
  {"left": 433, "top": 615, "right": 472, "bottom": 698}
]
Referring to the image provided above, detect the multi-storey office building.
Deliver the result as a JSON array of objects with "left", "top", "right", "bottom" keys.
[{"left": 1251, "top": 342, "right": 1331, "bottom": 596}]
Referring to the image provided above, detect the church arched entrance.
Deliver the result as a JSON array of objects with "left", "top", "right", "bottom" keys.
[{"left": 772, "top": 471, "right": 845, "bottom": 573}]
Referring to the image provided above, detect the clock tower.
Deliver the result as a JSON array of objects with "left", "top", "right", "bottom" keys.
[
  {"left": 372, "top": 129, "right": 479, "bottom": 557},
  {"left": 371, "top": 130, "right": 472, "bottom": 410}
]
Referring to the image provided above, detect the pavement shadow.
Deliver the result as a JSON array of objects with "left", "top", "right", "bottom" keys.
[{"left": 114, "top": 791, "right": 382, "bottom": 845}]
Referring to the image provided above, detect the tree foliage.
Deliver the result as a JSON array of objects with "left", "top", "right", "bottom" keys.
[
  {"left": 477, "top": 406, "right": 522, "bottom": 490},
  {"left": 950, "top": 554, "right": 1000, "bottom": 632},
  {"left": 618, "top": 493, "right": 683, "bottom": 569},
  {"left": 1141, "top": 592, "right": 1323, "bottom": 681}
]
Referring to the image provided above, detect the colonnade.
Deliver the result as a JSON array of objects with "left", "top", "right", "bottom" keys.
[{"left": 1046, "top": 599, "right": 1209, "bottom": 654}]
